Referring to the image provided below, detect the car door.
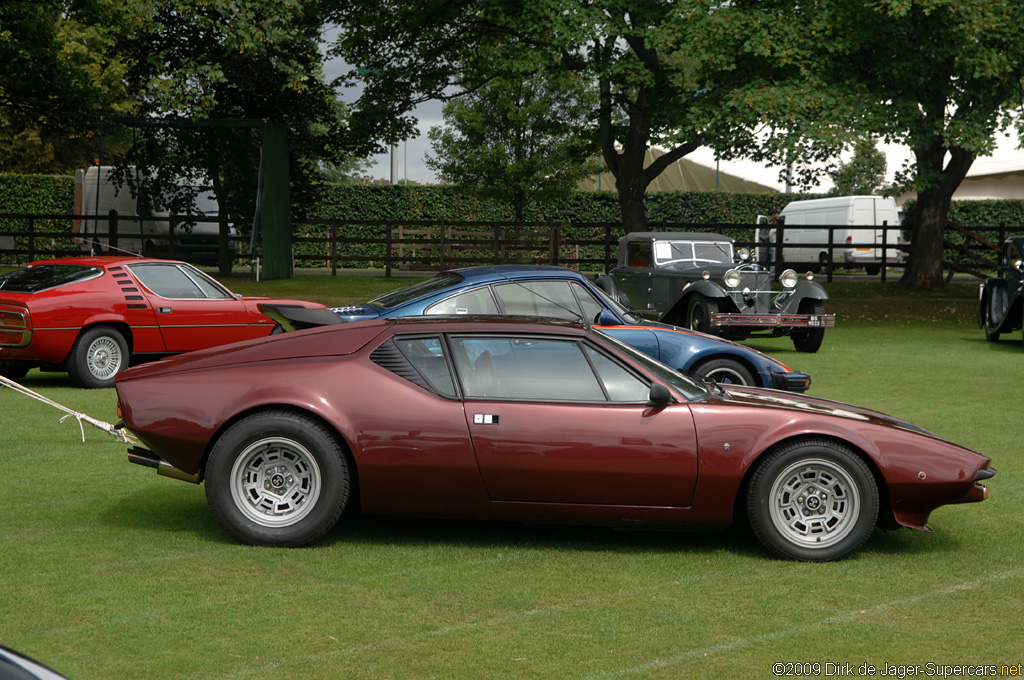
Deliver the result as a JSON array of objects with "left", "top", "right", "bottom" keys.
[
  {"left": 125, "top": 262, "right": 255, "bottom": 351},
  {"left": 449, "top": 334, "right": 698, "bottom": 508}
]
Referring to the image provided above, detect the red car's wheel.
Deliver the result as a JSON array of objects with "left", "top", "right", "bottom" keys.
[
  {"left": 204, "top": 411, "right": 351, "bottom": 547},
  {"left": 747, "top": 439, "right": 878, "bottom": 561},
  {"left": 66, "top": 326, "right": 128, "bottom": 388}
]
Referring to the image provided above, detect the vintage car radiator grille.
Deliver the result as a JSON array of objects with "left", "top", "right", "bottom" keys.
[{"left": 728, "top": 271, "right": 774, "bottom": 312}]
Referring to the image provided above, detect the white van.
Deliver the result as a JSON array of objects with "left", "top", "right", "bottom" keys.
[
  {"left": 74, "top": 166, "right": 232, "bottom": 263},
  {"left": 757, "top": 195, "right": 905, "bottom": 274}
]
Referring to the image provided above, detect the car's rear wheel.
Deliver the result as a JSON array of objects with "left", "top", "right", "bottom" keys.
[
  {"left": 686, "top": 294, "right": 719, "bottom": 335},
  {"left": 747, "top": 439, "right": 878, "bottom": 561},
  {"left": 204, "top": 411, "right": 351, "bottom": 547},
  {"left": 791, "top": 299, "right": 826, "bottom": 353},
  {"left": 66, "top": 326, "right": 128, "bottom": 388},
  {"left": 691, "top": 357, "right": 756, "bottom": 386}
]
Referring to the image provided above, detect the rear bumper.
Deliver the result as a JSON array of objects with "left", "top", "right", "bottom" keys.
[{"left": 711, "top": 313, "right": 836, "bottom": 329}]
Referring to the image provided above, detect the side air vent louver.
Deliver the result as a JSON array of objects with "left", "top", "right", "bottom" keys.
[{"left": 370, "top": 339, "right": 430, "bottom": 391}]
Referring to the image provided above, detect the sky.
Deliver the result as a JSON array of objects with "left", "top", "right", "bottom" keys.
[{"left": 322, "top": 30, "right": 1024, "bottom": 192}]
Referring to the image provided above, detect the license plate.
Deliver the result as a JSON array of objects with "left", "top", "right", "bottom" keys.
[{"left": 807, "top": 316, "right": 821, "bottom": 327}]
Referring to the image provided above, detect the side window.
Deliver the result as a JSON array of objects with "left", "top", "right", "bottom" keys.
[
  {"left": 424, "top": 287, "right": 500, "bottom": 315},
  {"left": 394, "top": 337, "right": 456, "bottom": 397},
  {"left": 584, "top": 346, "right": 649, "bottom": 402},
  {"left": 450, "top": 336, "right": 605, "bottom": 401},
  {"left": 128, "top": 264, "right": 204, "bottom": 299},
  {"left": 372, "top": 336, "right": 457, "bottom": 398},
  {"left": 570, "top": 282, "right": 606, "bottom": 324},
  {"left": 627, "top": 241, "right": 652, "bottom": 267},
  {"left": 493, "top": 281, "right": 581, "bottom": 320}
]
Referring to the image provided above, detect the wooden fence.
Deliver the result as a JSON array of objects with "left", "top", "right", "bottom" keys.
[{"left": 0, "top": 211, "right": 1017, "bottom": 280}]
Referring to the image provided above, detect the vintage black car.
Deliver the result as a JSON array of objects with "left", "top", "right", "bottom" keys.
[
  {"left": 978, "top": 235, "right": 1024, "bottom": 344},
  {"left": 598, "top": 232, "right": 835, "bottom": 353}
]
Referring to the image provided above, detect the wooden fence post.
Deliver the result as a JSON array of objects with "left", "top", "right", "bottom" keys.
[
  {"left": 385, "top": 222, "right": 393, "bottom": 277},
  {"left": 330, "top": 222, "right": 338, "bottom": 276}
]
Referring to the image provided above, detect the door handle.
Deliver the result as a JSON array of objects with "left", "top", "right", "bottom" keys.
[{"left": 473, "top": 414, "right": 500, "bottom": 425}]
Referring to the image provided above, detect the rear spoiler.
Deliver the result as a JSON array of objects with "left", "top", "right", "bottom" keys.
[{"left": 258, "top": 303, "right": 345, "bottom": 332}]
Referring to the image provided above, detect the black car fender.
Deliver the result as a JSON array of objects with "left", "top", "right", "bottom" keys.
[
  {"left": 773, "top": 279, "right": 830, "bottom": 314},
  {"left": 661, "top": 280, "right": 735, "bottom": 320},
  {"left": 978, "top": 277, "right": 1020, "bottom": 332}
]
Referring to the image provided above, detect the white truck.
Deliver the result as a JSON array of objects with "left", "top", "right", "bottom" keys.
[
  {"left": 73, "top": 165, "right": 232, "bottom": 263},
  {"left": 757, "top": 195, "right": 905, "bottom": 274}
]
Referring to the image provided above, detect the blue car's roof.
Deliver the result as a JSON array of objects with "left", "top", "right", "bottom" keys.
[{"left": 447, "top": 265, "right": 588, "bottom": 284}]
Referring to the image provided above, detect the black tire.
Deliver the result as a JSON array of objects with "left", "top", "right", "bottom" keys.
[
  {"left": 979, "top": 288, "right": 1001, "bottom": 341},
  {"left": 594, "top": 274, "right": 634, "bottom": 309},
  {"left": 204, "top": 411, "right": 351, "bottom": 547},
  {"left": 686, "top": 294, "right": 720, "bottom": 335},
  {"left": 66, "top": 326, "right": 129, "bottom": 388},
  {"left": 791, "top": 299, "right": 826, "bottom": 353},
  {"left": 691, "top": 357, "right": 756, "bottom": 386},
  {"left": 865, "top": 266, "right": 880, "bottom": 276},
  {"left": 747, "top": 439, "right": 878, "bottom": 561}
]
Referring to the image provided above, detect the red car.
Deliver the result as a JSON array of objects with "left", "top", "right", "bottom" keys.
[
  {"left": 114, "top": 316, "right": 995, "bottom": 561},
  {"left": 0, "top": 256, "right": 326, "bottom": 388}
]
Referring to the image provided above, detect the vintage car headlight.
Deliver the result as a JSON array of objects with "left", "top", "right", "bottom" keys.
[
  {"left": 723, "top": 269, "right": 742, "bottom": 288},
  {"left": 779, "top": 269, "right": 798, "bottom": 288}
]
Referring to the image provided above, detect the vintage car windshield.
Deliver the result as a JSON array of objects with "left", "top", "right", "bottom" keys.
[
  {"left": 591, "top": 328, "right": 708, "bottom": 400},
  {"left": 368, "top": 272, "right": 466, "bottom": 309},
  {"left": 0, "top": 264, "right": 101, "bottom": 293},
  {"left": 653, "top": 240, "right": 733, "bottom": 267}
]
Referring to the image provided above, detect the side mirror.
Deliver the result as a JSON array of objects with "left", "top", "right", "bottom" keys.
[
  {"left": 647, "top": 382, "right": 673, "bottom": 407},
  {"left": 594, "top": 308, "right": 622, "bottom": 326}
]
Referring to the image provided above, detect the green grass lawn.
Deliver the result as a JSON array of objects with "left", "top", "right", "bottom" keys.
[{"left": 2, "top": 276, "right": 1022, "bottom": 679}]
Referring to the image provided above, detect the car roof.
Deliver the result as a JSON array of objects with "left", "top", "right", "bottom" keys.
[
  {"left": 385, "top": 314, "right": 591, "bottom": 334},
  {"left": 617, "top": 232, "right": 735, "bottom": 245},
  {"left": 27, "top": 256, "right": 190, "bottom": 268},
  {"left": 444, "top": 265, "right": 587, "bottom": 285}
]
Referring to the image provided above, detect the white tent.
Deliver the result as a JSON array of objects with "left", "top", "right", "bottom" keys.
[{"left": 578, "top": 147, "right": 779, "bottom": 194}]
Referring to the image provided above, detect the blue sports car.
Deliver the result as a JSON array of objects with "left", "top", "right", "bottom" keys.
[{"left": 260, "top": 266, "right": 811, "bottom": 391}]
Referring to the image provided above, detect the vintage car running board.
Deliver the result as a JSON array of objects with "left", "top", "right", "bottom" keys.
[{"left": 710, "top": 313, "right": 837, "bottom": 328}]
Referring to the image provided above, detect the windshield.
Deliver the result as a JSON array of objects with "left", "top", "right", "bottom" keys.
[
  {"left": 368, "top": 272, "right": 465, "bottom": 309},
  {"left": 0, "top": 264, "right": 102, "bottom": 293},
  {"left": 653, "top": 240, "right": 733, "bottom": 266},
  {"left": 591, "top": 328, "right": 707, "bottom": 400}
]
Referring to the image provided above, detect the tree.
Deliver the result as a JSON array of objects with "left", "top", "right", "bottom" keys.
[
  {"left": 425, "top": 72, "right": 598, "bottom": 220},
  {"left": 327, "top": 0, "right": 768, "bottom": 233},
  {"left": 828, "top": 139, "right": 887, "bottom": 196},
  {"left": 699, "top": 0, "right": 1024, "bottom": 287},
  {"left": 0, "top": 0, "right": 135, "bottom": 173},
  {"left": 832, "top": 0, "right": 1024, "bottom": 287},
  {"left": 115, "top": 0, "right": 348, "bottom": 272}
]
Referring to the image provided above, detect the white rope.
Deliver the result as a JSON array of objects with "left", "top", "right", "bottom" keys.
[{"left": 0, "top": 373, "right": 139, "bottom": 445}]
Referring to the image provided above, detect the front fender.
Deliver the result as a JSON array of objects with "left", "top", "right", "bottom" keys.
[
  {"left": 661, "top": 280, "right": 732, "bottom": 325},
  {"left": 776, "top": 279, "right": 829, "bottom": 314}
]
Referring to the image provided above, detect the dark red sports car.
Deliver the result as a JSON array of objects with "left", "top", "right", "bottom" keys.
[
  {"left": 114, "top": 316, "right": 994, "bottom": 561},
  {"left": 0, "top": 256, "right": 326, "bottom": 387}
]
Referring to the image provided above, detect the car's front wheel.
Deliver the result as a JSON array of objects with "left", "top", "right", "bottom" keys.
[
  {"left": 204, "top": 411, "right": 351, "bottom": 547},
  {"left": 791, "top": 299, "right": 826, "bottom": 353},
  {"left": 66, "top": 326, "right": 129, "bottom": 388},
  {"left": 747, "top": 439, "right": 878, "bottom": 561},
  {"left": 691, "top": 357, "right": 755, "bottom": 386},
  {"left": 686, "top": 294, "right": 719, "bottom": 335}
]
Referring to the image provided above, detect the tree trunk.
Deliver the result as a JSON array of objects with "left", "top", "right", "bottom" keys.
[{"left": 900, "top": 145, "right": 975, "bottom": 288}]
